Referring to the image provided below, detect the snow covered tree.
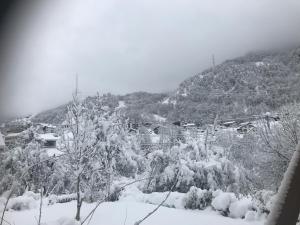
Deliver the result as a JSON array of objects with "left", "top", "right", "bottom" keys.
[
  {"left": 0, "top": 140, "right": 54, "bottom": 196},
  {"left": 257, "top": 104, "right": 300, "bottom": 189},
  {"left": 58, "top": 93, "right": 140, "bottom": 221},
  {"left": 58, "top": 94, "right": 103, "bottom": 221}
]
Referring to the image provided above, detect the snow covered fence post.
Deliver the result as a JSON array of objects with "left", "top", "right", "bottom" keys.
[{"left": 265, "top": 144, "right": 300, "bottom": 225}]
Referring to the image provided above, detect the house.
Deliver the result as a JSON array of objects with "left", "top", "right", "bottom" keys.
[
  {"left": 182, "top": 123, "right": 197, "bottom": 130},
  {"left": 36, "top": 123, "right": 56, "bottom": 134},
  {"left": 4, "top": 132, "right": 24, "bottom": 147},
  {"left": 237, "top": 122, "right": 255, "bottom": 134},
  {"left": 128, "top": 121, "right": 139, "bottom": 131},
  {"left": 36, "top": 133, "right": 59, "bottom": 148},
  {"left": 153, "top": 126, "right": 160, "bottom": 135},
  {"left": 142, "top": 122, "right": 152, "bottom": 128},
  {"left": 221, "top": 121, "right": 237, "bottom": 128},
  {"left": 4, "top": 118, "right": 31, "bottom": 133},
  {"left": 172, "top": 121, "right": 181, "bottom": 126},
  {"left": 0, "top": 132, "right": 5, "bottom": 150},
  {"left": 61, "top": 120, "right": 69, "bottom": 129},
  {"left": 152, "top": 125, "right": 170, "bottom": 135}
]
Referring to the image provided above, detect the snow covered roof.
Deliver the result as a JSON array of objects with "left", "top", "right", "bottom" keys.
[
  {"left": 6, "top": 132, "right": 22, "bottom": 138},
  {"left": 153, "top": 114, "right": 166, "bottom": 122},
  {"left": 161, "top": 98, "right": 177, "bottom": 105},
  {"left": 116, "top": 101, "right": 126, "bottom": 109},
  {"left": 37, "top": 133, "right": 59, "bottom": 141},
  {"left": 37, "top": 123, "right": 56, "bottom": 128},
  {"left": 0, "top": 132, "right": 5, "bottom": 147},
  {"left": 223, "top": 121, "right": 236, "bottom": 125},
  {"left": 46, "top": 148, "right": 63, "bottom": 157},
  {"left": 239, "top": 121, "right": 252, "bottom": 126},
  {"left": 183, "top": 123, "right": 196, "bottom": 127}
]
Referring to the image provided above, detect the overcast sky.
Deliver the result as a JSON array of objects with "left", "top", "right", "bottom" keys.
[{"left": 1, "top": 0, "right": 300, "bottom": 119}]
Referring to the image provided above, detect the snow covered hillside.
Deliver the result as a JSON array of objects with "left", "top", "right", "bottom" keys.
[{"left": 2, "top": 86, "right": 300, "bottom": 225}]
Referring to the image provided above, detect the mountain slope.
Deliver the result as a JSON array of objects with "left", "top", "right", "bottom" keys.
[{"left": 32, "top": 46, "right": 300, "bottom": 125}]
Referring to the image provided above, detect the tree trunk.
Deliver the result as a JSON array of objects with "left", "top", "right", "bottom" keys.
[
  {"left": 265, "top": 144, "right": 300, "bottom": 225},
  {"left": 37, "top": 187, "right": 43, "bottom": 225},
  {"left": 204, "top": 128, "right": 209, "bottom": 161},
  {"left": 75, "top": 176, "right": 82, "bottom": 221},
  {"left": 0, "top": 189, "right": 13, "bottom": 225}
]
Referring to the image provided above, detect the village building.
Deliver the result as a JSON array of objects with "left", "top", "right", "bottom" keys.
[
  {"left": 4, "top": 132, "right": 24, "bottom": 147},
  {"left": 61, "top": 120, "right": 69, "bottom": 129},
  {"left": 221, "top": 121, "right": 237, "bottom": 128},
  {"left": 36, "top": 133, "right": 60, "bottom": 148},
  {"left": 142, "top": 122, "right": 152, "bottom": 128},
  {"left": 127, "top": 121, "right": 139, "bottom": 132},
  {"left": 36, "top": 123, "right": 56, "bottom": 134},
  {"left": 4, "top": 119, "right": 31, "bottom": 134},
  {"left": 237, "top": 122, "right": 255, "bottom": 134},
  {"left": 172, "top": 121, "right": 181, "bottom": 126}
]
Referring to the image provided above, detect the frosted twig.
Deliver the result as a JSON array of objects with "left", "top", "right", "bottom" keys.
[{"left": 123, "top": 207, "right": 128, "bottom": 225}]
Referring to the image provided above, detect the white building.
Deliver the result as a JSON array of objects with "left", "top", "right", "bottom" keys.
[
  {"left": 36, "top": 123, "right": 56, "bottom": 134},
  {"left": 36, "top": 133, "right": 60, "bottom": 148}
]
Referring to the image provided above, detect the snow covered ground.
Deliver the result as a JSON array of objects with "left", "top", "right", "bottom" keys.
[{"left": 6, "top": 200, "right": 263, "bottom": 225}]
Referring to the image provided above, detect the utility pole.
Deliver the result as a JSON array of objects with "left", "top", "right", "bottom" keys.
[
  {"left": 212, "top": 54, "right": 216, "bottom": 71},
  {"left": 75, "top": 74, "right": 79, "bottom": 97}
]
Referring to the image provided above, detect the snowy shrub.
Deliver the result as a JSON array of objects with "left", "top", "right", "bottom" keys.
[
  {"left": 106, "top": 184, "right": 122, "bottom": 202},
  {"left": 183, "top": 186, "right": 213, "bottom": 210},
  {"left": 7, "top": 193, "right": 38, "bottom": 211},
  {"left": 119, "top": 184, "right": 143, "bottom": 202},
  {"left": 144, "top": 140, "right": 251, "bottom": 194},
  {"left": 143, "top": 150, "right": 172, "bottom": 192},
  {"left": 0, "top": 175, "right": 15, "bottom": 196},
  {"left": 22, "top": 191, "right": 40, "bottom": 200},
  {"left": 156, "top": 164, "right": 194, "bottom": 193},
  {"left": 115, "top": 154, "right": 137, "bottom": 178},
  {"left": 48, "top": 193, "right": 77, "bottom": 205},
  {"left": 176, "top": 164, "right": 195, "bottom": 192},
  {"left": 120, "top": 185, "right": 185, "bottom": 209},
  {"left": 211, "top": 190, "right": 237, "bottom": 216},
  {"left": 132, "top": 155, "right": 147, "bottom": 174},
  {"left": 229, "top": 197, "right": 255, "bottom": 218},
  {"left": 245, "top": 210, "right": 258, "bottom": 221},
  {"left": 143, "top": 191, "right": 185, "bottom": 208},
  {"left": 253, "top": 190, "right": 275, "bottom": 214},
  {"left": 192, "top": 166, "right": 209, "bottom": 190}
]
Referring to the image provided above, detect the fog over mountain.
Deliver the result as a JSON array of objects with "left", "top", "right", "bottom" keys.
[
  {"left": 1, "top": 0, "right": 300, "bottom": 121},
  {"left": 32, "top": 46, "right": 300, "bottom": 125}
]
